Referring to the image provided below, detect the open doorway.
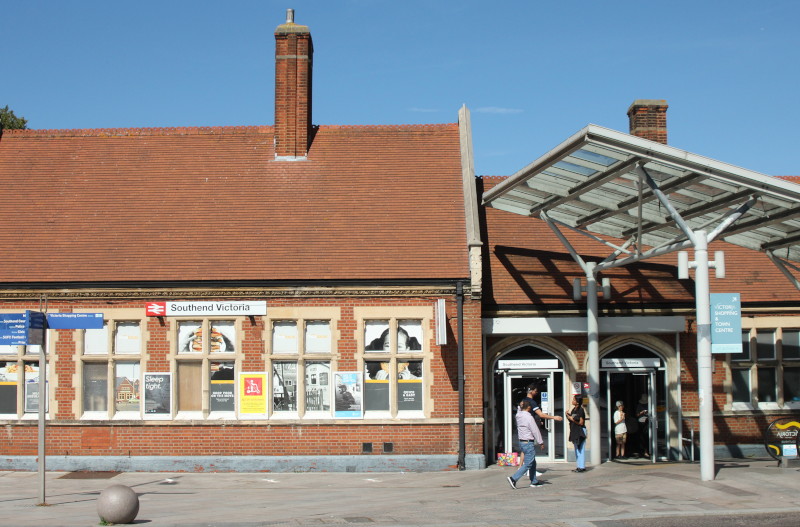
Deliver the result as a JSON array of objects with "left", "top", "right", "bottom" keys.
[{"left": 599, "top": 345, "right": 668, "bottom": 462}]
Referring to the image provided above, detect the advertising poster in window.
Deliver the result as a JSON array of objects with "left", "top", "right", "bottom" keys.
[
  {"left": 210, "top": 361, "right": 235, "bottom": 412},
  {"left": 334, "top": 371, "right": 363, "bottom": 418},
  {"left": 397, "top": 360, "right": 423, "bottom": 411},
  {"left": 364, "top": 320, "right": 390, "bottom": 352},
  {"left": 364, "top": 362, "right": 390, "bottom": 411},
  {"left": 305, "top": 362, "right": 331, "bottom": 411},
  {"left": 272, "top": 321, "right": 298, "bottom": 354},
  {"left": 272, "top": 362, "right": 298, "bottom": 411},
  {"left": 114, "top": 321, "right": 141, "bottom": 354},
  {"left": 397, "top": 320, "right": 423, "bottom": 351},
  {"left": 144, "top": 373, "right": 172, "bottom": 416},
  {"left": 24, "top": 364, "right": 45, "bottom": 413},
  {"left": 305, "top": 321, "right": 331, "bottom": 353},
  {"left": 178, "top": 321, "right": 203, "bottom": 353},
  {"left": 114, "top": 362, "right": 141, "bottom": 412},
  {"left": 239, "top": 373, "right": 267, "bottom": 415},
  {"left": 209, "top": 322, "right": 235, "bottom": 353},
  {"left": 0, "top": 362, "right": 18, "bottom": 413}
]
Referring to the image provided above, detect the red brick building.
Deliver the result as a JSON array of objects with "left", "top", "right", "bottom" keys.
[
  {"left": 0, "top": 11, "right": 484, "bottom": 472},
  {"left": 2, "top": 12, "right": 797, "bottom": 474}
]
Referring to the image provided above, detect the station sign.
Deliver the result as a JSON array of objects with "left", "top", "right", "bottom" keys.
[
  {"left": 145, "top": 301, "right": 267, "bottom": 317},
  {"left": 497, "top": 359, "right": 559, "bottom": 370},
  {"left": 710, "top": 293, "right": 742, "bottom": 354},
  {"left": 601, "top": 358, "right": 660, "bottom": 369}
]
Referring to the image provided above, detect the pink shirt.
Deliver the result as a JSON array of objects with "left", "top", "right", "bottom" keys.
[{"left": 516, "top": 408, "right": 544, "bottom": 444}]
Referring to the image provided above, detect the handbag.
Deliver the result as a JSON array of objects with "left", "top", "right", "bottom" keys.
[{"left": 497, "top": 452, "right": 519, "bottom": 466}]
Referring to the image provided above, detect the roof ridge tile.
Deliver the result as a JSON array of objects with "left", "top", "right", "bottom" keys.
[
  {"left": 3, "top": 125, "right": 273, "bottom": 138},
  {"left": 318, "top": 123, "right": 457, "bottom": 131}
]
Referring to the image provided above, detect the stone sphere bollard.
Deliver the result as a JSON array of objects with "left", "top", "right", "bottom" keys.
[{"left": 96, "top": 484, "right": 139, "bottom": 524}]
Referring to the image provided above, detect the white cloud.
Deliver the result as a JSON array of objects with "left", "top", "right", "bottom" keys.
[{"left": 473, "top": 106, "right": 524, "bottom": 115}]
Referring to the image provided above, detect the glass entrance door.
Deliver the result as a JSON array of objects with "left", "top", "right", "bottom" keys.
[{"left": 503, "top": 372, "right": 565, "bottom": 462}]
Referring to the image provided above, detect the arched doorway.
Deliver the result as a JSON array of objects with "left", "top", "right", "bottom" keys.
[
  {"left": 492, "top": 344, "right": 567, "bottom": 463},
  {"left": 599, "top": 343, "right": 668, "bottom": 462}
]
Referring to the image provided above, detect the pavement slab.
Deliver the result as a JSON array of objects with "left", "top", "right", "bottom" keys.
[{"left": 0, "top": 458, "right": 798, "bottom": 526}]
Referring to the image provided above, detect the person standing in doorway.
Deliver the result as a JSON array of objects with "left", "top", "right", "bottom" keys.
[
  {"left": 566, "top": 394, "right": 587, "bottom": 472},
  {"left": 613, "top": 400, "right": 628, "bottom": 459},
  {"left": 506, "top": 400, "right": 545, "bottom": 489},
  {"left": 636, "top": 394, "right": 650, "bottom": 458}
]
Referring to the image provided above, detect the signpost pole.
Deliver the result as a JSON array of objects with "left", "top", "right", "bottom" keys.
[
  {"left": 38, "top": 310, "right": 47, "bottom": 505},
  {"left": 38, "top": 322, "right": 47, "bottom": 504}
]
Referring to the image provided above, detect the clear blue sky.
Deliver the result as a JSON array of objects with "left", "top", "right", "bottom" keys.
[{"left": 4, "top": 0, "right": 799, "bottom": 177}]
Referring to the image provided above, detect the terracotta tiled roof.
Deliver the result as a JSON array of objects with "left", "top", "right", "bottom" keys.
[
  {"left": 0, "top": 124, "right": 469, "bottom": 284},
  {"left": 480, "top": 176, "right": 800, "bottom": 308}
]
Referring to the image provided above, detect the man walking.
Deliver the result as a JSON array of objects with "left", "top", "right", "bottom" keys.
[
  {"left": 516, "top": 384, "right": 563, "bottom": 475},
  {"left": 507, "top": 400, "right": 545, "bottom": 489}
]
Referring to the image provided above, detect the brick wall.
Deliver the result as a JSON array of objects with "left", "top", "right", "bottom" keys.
[{"left": 1, "top": 294, "right": 483, "bottom": 459}]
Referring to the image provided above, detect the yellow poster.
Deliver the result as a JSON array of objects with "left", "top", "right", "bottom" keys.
[{"left": 239, "top": 373, "right": 267, "bottom": 415}]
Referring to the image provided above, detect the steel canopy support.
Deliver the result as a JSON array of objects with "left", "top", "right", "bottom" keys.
[
  {"left": 584, "top": 261, "right": 602, "bottom": 468},
  {"left": 692, "top": 231, "right": 716, "bottom": 481},
  {"left": 541, "top": 212, "right": 602, "bottom": 467},
  {"left": 765, "top": 251, "right": 800, "bottom": 291}
]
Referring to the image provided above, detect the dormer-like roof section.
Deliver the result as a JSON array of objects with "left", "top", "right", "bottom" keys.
[{"left": 0, "top": 123, "right": 469, "bottom": 285}]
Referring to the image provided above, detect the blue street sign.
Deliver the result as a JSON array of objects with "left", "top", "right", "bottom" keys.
[
  {"left": 0, "top": 313, "right": 27, "bottom": 345},
  {"left": 710, "top": 293, "right": 742, "bottom": 354},
  {"left": 46, "top": 313, "right": 104, "bottom": 330}
]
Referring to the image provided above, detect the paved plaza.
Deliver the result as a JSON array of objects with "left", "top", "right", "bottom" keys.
[{"left": 1, "top": 458, "right": 798, "bottom": 526}]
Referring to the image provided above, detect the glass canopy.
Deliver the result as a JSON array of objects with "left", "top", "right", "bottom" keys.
[{"left": 482, "top": 125, "right": 800, "bottom": 265}]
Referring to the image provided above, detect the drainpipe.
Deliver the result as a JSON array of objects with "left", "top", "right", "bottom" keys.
[{"left": 457, "top": 281, "right": 466, "bottom": 470}]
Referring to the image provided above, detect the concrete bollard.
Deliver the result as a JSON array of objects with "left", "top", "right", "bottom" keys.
[{"left": 96, "top": 484, "right": 139, "bottom": 524}]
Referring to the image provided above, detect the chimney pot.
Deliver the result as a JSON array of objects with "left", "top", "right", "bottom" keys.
[{"left": 286, "top": 8, "right": 294, "bottom": 24}]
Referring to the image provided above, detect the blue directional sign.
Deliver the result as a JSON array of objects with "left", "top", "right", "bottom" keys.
[
  {"left": 710, "top": 293, "right": 742, "bottom": 354},
  {"left": 47, "top": 313, "right": 104, "bottom": 330},
  {"left": 0, "top": 313, "right": 28, "bottom": 345}
]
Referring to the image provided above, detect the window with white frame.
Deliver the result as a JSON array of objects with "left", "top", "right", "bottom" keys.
[
  {"left": 82, "top": 319, "right": 143, "bottom": 418},
  {"left": 730, "top": 326, "right": 800, "bottom": 408},
  {"left": 269, "top": 319, "right": 333, "bottom": 415},
  {"left": 0, "top": 344, "right": 47, "bottom": 417},
  {"left": 175, "top": 319, "right": 237, "bottom": 418},
  {"left": 363, "top": 318, "right": 425, "bottom": 415}
]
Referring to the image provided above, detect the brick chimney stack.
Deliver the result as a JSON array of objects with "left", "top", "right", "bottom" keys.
[
  {"left": 627, "top": 99, "right": 668, "bottom": 144},
  {"left": 274, "top": 9, "right": 313, "bottom": 159}
]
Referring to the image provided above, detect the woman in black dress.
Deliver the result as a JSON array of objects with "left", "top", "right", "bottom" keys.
[{"left": 566, "top": 394, "right": 587, "bottom": 472}]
